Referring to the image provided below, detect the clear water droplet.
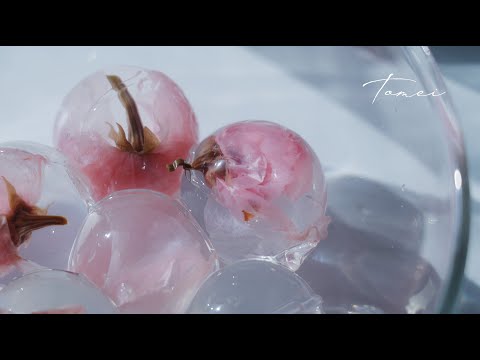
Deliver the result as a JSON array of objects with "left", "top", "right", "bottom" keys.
[{"left": 401, "top": 184, "right": 406, "bottom": 192}]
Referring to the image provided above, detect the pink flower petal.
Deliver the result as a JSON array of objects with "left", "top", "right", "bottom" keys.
[
  {"left": 213, "top": 121, "right": 316, "bottom": 225},
  {"left": 0, "top": 148, "right": 46, "bottom": 214},
  {"left": 0, "top": 216, "right": 21, "bottom": 277}
]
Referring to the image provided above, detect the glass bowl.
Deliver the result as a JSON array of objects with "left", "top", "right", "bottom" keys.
[{"left": 250, "top": 46, "right": 469, "bottom": 313}]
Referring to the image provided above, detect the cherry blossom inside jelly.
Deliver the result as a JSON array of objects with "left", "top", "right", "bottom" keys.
[
  {"left": 170, "top": 120, "right": 330, "bottom": 270},
  {"left": 54, "top": 66, "right": 198, "bottom": 202}
]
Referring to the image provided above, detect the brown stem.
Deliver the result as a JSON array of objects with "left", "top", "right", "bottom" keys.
[
  {"left": 166, "top": 158, "right": 193, "bottom": 172},
  {"left": 10, "top": 211, "right": 67, "bottom": 247},
  {"left": 2, "top": 177, "right": 67, "bottom": 247},
  {"left": 107, "top": 75, "right": 145, "bottom": 153}
]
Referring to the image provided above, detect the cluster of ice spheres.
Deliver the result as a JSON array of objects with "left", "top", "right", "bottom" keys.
[{"left": 0, "top": 66, "right": 330, "bottom": 314}]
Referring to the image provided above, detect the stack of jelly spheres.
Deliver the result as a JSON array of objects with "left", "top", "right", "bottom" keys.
[
  {"left": 53, "top": 66, "right": 218, "bottom": 313},
  {"left": 0, "top": 65, "right": 330, "bottom": 314}
]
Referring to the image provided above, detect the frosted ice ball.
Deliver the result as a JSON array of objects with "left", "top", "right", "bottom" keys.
[
  {"left": 187, "top": 259, "right": 323, "bottom": 314},
  {"left": 0, "top": 269, "right": 117, "bottom": 314}
]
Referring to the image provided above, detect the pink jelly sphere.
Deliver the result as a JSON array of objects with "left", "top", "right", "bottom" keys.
[
  {"left": 177, "top": 120, "right": 330, "bottom": 270},
  {"left": 0, "top": 144, "right": 89, "bottom": 281},
  {"left": 0, "top": 148, "right": 45, "bottom": 275},
  {"left": 68, "top": 189, "right": 218, "bottom": 314},
  {"left": 53, "top": 66, "right": 198, "bottom": 202}
]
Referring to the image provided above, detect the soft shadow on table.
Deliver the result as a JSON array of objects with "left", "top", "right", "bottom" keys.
[
  {"left": 430, "top": 46, "right": 480, "bottom": 93},
  {"left": 298, "top": 176, "right": 441, "bottom": 314},
  {"left": 430, "top": 46, "right": 480, "bottom": 64},
  {"left": 248, "top": 46, "right": 480, "bottom": 313}
]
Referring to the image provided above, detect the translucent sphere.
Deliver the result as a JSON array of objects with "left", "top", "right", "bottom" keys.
[
  {"left": 0, "top": 269, "right": 117, "bottom": 314},
  {"left": 53, "top": 65, "right": 198, "bottom": 202},
  {"left": 178, "top": 120, "right": 330, "bottom": 271},
  {"left": 0, "top": 142, "right": 90, "bottom": 283},
  {"left": 69, "top": 189, "right": 218, "bottom": 314},
  {"left": 187, "top": 259, "right": 323, "bottom": 314}
]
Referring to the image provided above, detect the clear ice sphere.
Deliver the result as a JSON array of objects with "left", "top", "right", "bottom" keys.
[
  {"left": 0, "top": 269, "right": 117, "bottom": 314},
  {"left": 187, "top": 259, "right": 323, "bottom": 314}
]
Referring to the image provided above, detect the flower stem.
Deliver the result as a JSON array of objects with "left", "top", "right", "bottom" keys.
[
  {"left": 107, "top": 75, "right": 145, "bottom": 153},
  {"left": 166, "top": 158, "right": 193, "bottom": 172},
  {"left": 11, "top": 212, "right": 67, "bottom": 247}
]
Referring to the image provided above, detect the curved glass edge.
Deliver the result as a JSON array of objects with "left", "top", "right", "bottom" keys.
[
  {"left": 454, "top": 277, "right": 480, "bottom": 313},
  {"left": 443, "top": 166, "right": 471, "bottom": 314},
  {"left": 402, "top": 46, "right": 471, "bottom": 313}
]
